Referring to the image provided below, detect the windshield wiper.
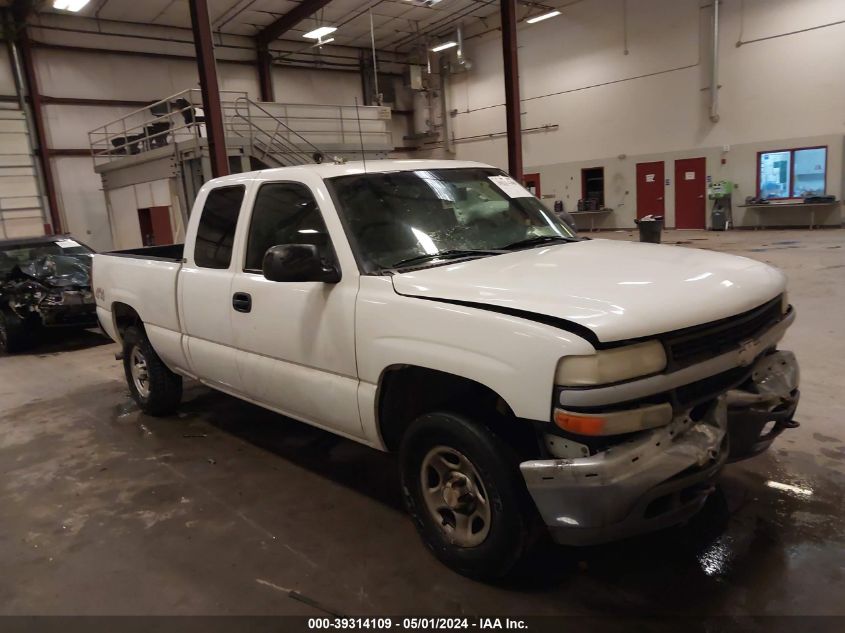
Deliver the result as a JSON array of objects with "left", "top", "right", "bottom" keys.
[
  {"left": 502, "top": 235, "right": 578, "bottom": 250},
  {"left": 391, "top": 249, "right": 504, "bottom": 269}
]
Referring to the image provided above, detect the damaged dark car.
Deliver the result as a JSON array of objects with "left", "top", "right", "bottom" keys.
[{"left": 0, "top": 236, "right": 98, "bottom": 353}]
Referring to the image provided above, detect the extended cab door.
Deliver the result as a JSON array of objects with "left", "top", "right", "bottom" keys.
[
  {"left": 179, "top": 183, "right": 248, "bottom": 392},
  {"left": 229, "top": 176, "right": 362, "bottom": 439}
]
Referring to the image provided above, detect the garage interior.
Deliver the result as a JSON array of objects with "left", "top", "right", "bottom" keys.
[{"left": 1, "top": 0, "right": 844, "bottom": 621}]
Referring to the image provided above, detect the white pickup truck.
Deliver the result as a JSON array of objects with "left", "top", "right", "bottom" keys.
[{"left": 94, "top": 160, "right": 799, "bottom": 579}]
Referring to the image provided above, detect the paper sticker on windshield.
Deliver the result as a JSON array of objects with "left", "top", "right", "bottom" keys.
[
  {"left": 55, "top": 239, "right": 81, "bottom": 249},
  {"left": 488, "top": 175, "right": 533, "bottom": 198}
]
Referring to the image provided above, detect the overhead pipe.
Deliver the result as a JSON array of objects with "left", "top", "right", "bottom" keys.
[
  {"left": 710, "top": 0, "right": 720, "bottom": 123},
  {"left": 456, "top": 23, "right": 464, "bottom": 66},
  {"left": 369, "top": 9, "right": 381, "bottom": 105},
  {"left": 439, "top": 55, "right": 453, "bottom": 154}
]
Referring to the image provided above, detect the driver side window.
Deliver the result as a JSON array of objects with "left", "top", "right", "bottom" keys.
[{"left": 244, "top": 182, "right": 334, "bottom": 272}]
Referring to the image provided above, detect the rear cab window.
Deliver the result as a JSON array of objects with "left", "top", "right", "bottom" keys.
[{"left": 194, "top": 186, "right": 246, "bottom": 268}]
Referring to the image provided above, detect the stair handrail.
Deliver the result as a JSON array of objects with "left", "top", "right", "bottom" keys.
[{"left": 231, "top": 96, "right": 325, "bottom": 164}]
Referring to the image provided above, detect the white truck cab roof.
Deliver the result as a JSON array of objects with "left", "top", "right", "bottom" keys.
[{"left": 207, "top": 159, "right": 498, "bottom": 185}]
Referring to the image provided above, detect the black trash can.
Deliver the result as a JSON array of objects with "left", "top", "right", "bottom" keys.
[
  {"left": 711, "top": 208, "right": 728, "bottom": 231},
  {"left": 635, "top": 215, "right": 663, "bottom": 243}
]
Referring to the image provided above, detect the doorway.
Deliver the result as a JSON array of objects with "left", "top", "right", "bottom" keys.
[
  {"left": 523, "top": 173, "right": 541, "bottom": 198},
  {"left": 674, "top": 158, "right": 706, "bottom": 229},
  {"left": 137, "top": 206, "right": 174, "bottom": 246},
  {"left": 635, "top": 161, "right": 665, "bottom": 219},
  {"left": 581, "top": 167, "right": 604, "bottom": 210}
]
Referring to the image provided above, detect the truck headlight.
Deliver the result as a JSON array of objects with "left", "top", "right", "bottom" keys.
[{"left": 555, "top": 340, "right": 667, "bottom": 386}]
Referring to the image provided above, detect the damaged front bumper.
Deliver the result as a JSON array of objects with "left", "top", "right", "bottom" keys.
[
  {"left": 521, "top": 399, "right": 728, "bottom": 546},
  {"left": 37, "top": 291, "right": 98, "bottom": 327},
  {"left": 10, "top": 289, "right": 97, "bottom": 328},
  {"left": 522, "top": 349, "right": 800, "bottom": 546},
  {"left": 725, "top": 350, "right": 799, "bottom": 461}
]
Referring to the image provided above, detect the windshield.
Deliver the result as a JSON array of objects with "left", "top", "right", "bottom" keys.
[
  {"left": 326, "top": 168, "right": 576, "bottom": 272},
  {"left": 0, "top": 239, "right": 93, "bottom": 279}
]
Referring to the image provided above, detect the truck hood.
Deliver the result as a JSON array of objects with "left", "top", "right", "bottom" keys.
[{"left": 390, "top": 239, "right": 786, "bottom": 343}]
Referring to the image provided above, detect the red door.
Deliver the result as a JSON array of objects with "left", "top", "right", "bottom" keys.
[
  {"left": 149, "top": 206, "right": 174, "bottom": 245},
  {"left": 674, "top": 158, "right": 706, "bottom": 229},
  {"left": 635, "top": 161, "right": 665, "bottom": 219},
  {"left": 523, "top": 173, "right": 541, "bottom": 198}
]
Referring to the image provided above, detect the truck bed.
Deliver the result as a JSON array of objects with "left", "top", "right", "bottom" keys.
[{"left": 93, "top": 248, "right": 183, "bottom": 336}]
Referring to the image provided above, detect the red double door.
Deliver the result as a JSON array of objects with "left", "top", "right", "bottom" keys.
[{"left": 636, "top": 158, "right": 707, "bottom": 228}]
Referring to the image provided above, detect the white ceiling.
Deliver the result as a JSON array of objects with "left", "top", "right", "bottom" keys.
[{"left": 34, "top": 0, "right": 523, "bottom": 52}]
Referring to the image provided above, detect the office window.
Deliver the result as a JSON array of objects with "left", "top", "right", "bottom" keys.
[
  {"left": 581, "top": 167, "right": 605, "bottom": 210},
  {"left": 244, "top": 182, "right": 332, "bottom": 272},
  {"left": 758, "top": 146, "right": 826, "bottom": 199},
  {"left": 194, "top": 186, "right": 245, "bottom": 268}
]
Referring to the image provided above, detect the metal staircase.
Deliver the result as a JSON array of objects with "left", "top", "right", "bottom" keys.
[
  {"left": 0, "top": 106, "right": 49, "bottom": 238},
  {"left": 87, "top": 89, "right": 394, "bottom": 249},
  {"left": 88, "top": 88, "right": 393, "bottom": 169},
  {"left": 228, "top": 97, "right": 327, "bottom": 167}
]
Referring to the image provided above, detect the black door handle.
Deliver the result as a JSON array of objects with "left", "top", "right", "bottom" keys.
[{"left": 232, "top": 292, "right": 252, "bottom": 313}]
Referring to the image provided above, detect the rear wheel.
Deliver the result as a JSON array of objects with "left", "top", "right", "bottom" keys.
[
  {"left": 400, "top": 411, "right": 536, "bottom": 580},
  {"left": 123, "top": 326, "right": 182, "bottom": 416},
  {"left": 0, "top": 309, "right": 32, "bottom": 354}
]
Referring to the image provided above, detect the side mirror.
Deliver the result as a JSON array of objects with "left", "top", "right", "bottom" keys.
[{"left": 262, "top": 244, "right": 340, "bottom": 283}]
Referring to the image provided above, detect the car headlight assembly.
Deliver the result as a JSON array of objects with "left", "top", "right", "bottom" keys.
[{"left": 555, "top": 340, "right": 667, "bottom": 387}]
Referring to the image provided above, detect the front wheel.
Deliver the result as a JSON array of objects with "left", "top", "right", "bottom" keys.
[
  {"left": 400, "top": 411, "right": 536, "bottom": 580},
  {"left": 123, "top": 326, "right": 182, "bottom": 416}
]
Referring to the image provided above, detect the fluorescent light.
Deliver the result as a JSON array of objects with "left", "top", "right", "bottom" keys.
[
  {"left": 303, "top": 26, "right": 337, "bottom": 39},
  {"left": 526, "top": 10, "right": 561, "bottom": 24},
  {"left": 53, "top": 0, "right": 91, "bottom": 11},
  {"left": 431, "top": 41, "right": 457, "bottom": 52}
]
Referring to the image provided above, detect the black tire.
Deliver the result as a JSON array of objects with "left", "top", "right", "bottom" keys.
[
  {"left": 400, "top": 411, "right": 536, "bottom": 580},
  {"left": 0, "top": 309, "right": 32, "bottom": 354},
  {"left": 122, "top": 325, "right": 182, "bottom": 416}
]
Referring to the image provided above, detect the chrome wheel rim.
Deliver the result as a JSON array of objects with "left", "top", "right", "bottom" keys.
[
  {"left": 130, "top": 345, "right": 150, "bottom": 398},
  {"left": 420, "top": 445, "right": 491, "bottom": 547}
]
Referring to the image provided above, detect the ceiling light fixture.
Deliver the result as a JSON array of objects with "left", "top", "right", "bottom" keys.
[
  {"left": 53, "top": 0, "right": 91, "bottom": 11},
  {"left": 431, "top": 41, "right": 457, "bottom": 52},
  {"left": 303, "top": 26, "right": 338, "bottom": 40},
  {"left": 526, "top": 10, "right": 561, "bottom": 24}
]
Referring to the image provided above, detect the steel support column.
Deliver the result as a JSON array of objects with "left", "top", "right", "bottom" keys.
[
  {"left": 257, "top": 45, "right": 274, "bottom": 102},
  {"left": 500, "top": 0, "right": 523, "bottom": 181},
  {"left": 16, "top": 27, "right": 62, "bottom": 233},
  {"left": 188, "top": 0, "right": 229, "bottom": 178}
]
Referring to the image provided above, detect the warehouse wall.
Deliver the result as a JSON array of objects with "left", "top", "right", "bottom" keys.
[
  {"left": 450, "top": 0, "right": 845, "bottom": 228},
  {"left": 18, "top": 12, "right": 409, "bottom": 250},
  {"left": 32, "top": 46, "right": 369, "bottom": 250}
]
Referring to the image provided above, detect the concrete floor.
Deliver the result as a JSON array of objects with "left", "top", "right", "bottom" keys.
[{"left": 1, "top": 229, "right": 844, "bottom": 616}]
